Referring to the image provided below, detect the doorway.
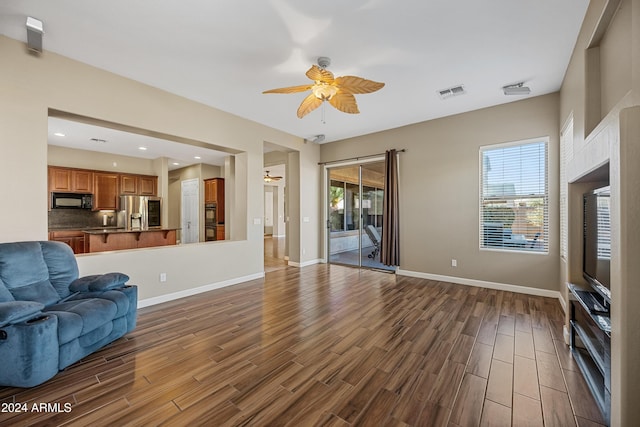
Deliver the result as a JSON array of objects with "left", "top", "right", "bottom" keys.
[
  {"left": 181, "top": 178, "right": 199, "bottom": 244},
  {"left": 327, "top": 161, "right": 392, "bottom": 271}
]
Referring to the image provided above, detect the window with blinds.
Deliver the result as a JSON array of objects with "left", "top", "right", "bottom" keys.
[{"left": 480, "top": 139, "right": 548, "bottom": 253}]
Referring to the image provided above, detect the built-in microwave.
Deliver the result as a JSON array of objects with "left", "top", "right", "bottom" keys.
[{"left": 51, "top": 192, "right": 93, "bottom": 209}]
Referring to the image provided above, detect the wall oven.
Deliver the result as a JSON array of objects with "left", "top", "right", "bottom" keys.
[{"left": 205, "top": 203, "right": 217, "bottom": 241}]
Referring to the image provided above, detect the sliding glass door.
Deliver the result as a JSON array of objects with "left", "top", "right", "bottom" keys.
[{"left": 328, "top": 161, "right": 392, "bottom": 271}]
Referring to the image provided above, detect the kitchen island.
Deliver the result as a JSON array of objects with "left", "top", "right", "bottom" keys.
[{"left": 83, "top": 228, "right": 177, "bottom": 253}]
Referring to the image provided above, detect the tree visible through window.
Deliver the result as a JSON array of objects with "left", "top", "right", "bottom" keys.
[{"left": 480, "top": 139, "right": 548, "bottom": 253}]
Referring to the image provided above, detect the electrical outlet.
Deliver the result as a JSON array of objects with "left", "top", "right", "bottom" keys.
[
  {"left": 451, "top": 259, "right": 457, "bottom": 267},
  {"left": 159, "top": 273, "right": 167, "bottom": 282}
]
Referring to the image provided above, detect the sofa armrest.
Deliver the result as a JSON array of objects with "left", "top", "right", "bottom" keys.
[
  {"left": 69, "top": 272, "right": 130, "bottom": 293},
  {"left": 0, "top": 301, "right": 45, "bottom": 327}
]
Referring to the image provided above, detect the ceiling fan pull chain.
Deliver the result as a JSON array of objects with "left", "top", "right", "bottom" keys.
[{"left": 321, "top": 102, "right": 326, "bottom": 124}]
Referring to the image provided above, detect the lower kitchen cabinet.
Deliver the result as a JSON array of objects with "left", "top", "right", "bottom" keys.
[{"left": 49, "top": 230, "right": 86, "bottom": 254}]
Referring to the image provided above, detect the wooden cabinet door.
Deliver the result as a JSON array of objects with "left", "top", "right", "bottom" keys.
[
  {"left": 138, "top": 176, "right": 157, "bottom": 196},
  {"left": 120, "top": 174, "right": 138, "bottom": 195},
  {"left": 216, "top": 225, "right": 225, "bottom": 241},
  {"left": 72, "top": 170, "right": 93, "bottom": 193},
  {"left": 49, "top": 167, "right": 72, "bottom": 192},
  {"left": 93, "top": 173, "right": 119, "bottom": 210},
  {"left": 204, "top": 179, "right": 217, "bottom": 203}
]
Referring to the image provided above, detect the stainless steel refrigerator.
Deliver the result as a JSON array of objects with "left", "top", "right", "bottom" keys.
[{"left": 117, "top": 196, "right": 162, "bottom": 230}]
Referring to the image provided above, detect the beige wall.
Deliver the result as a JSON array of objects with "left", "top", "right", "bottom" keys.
[
  {"left": 48, "top": 145, "right": 158, "bottom": 175},
  {"left": 322, "top": 94, "right": 560, "bottom": 292},
  {"left": 0, "top": 35, "right": 320, "bottom": 303},
  {"left": 559, "top": 0, "right": 640, "bottom": 424}
]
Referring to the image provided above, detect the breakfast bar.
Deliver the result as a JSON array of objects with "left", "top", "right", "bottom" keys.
[{"left": 83, "top": 228, "right": 177, "bottom": 253}]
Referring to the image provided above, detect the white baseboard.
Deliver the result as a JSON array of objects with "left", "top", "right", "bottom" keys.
[
  {"left": 137, "top": 272, "right": 265, "bottom": 308},
  {"left": 288, "top": 258, "right": 322, "bottom": 268},
  {"left": 396, "top": 269, "right": 563, "bottom": 302}
]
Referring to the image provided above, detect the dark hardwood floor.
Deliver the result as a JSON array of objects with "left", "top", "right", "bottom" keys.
[{"left": 0, "top": 257, "right": 606, "bottom": 426}]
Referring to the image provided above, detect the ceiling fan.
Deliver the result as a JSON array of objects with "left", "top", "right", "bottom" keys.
[
  {"left": 263, "top": 170, "right": 283, "bottom": 183},
  {"left": 263, "top": 57, "right": 385, "bottom": 118}
]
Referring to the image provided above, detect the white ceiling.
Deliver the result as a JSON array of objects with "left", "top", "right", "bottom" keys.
[
  {"left": 48, "top": 117, "right": 230, "bottom": 170},
  {"left": 1, "top": 0, "right": 589, "bottom": 148}
]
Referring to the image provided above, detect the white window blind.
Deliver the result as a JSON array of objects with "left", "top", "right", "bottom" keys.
[
  {"left": 480, "top": 139, "right": 548, "bottom": 253},
  {"left": 560, "top": 116, "right": 573, "bottom": 260}
]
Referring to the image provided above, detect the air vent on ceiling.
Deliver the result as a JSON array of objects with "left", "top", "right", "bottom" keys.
[
  {"left": 90, "top": 138, "right": 107, "bottom": 144},
  {"left": 438, "top": 84, "right": 466, "bottom": 100}
]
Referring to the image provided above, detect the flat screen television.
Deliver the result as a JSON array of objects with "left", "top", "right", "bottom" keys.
[{"left": 583, "top": 186, "right": 611, "bottom": 303}]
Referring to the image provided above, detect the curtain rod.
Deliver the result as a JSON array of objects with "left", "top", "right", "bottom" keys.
[{"left": 318, "top": 149, "right": 406, "bottom": 166}]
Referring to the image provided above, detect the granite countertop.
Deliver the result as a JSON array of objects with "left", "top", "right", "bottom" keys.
[
  {"left": 49, "top": 227, "right": 179, "bottom": 234},
  {"left": 82, "top": 228, "right": 179, "bottom": 235}
]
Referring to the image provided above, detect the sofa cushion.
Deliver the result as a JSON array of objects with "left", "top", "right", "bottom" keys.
[
  {"left": 0, "top": 301, "right": 44, "bottom": 326},
  {"left": 69, "top": 273, "right": 129, "bottom": 292},
  {"left": 9, "top": 279, "right": 61, "bottom": 307},
  {"left": 40, "top": 241, "right": 78, "bottom": 299},
  {"left": 46, "top": 310, "right": 83, "bottom": 345},
  {"left": 0, "top": 242, "right": 59, "bottom": 306},
  {"left": 45, "top": 298, "right": 117, "bottom": 338},
  {"left": 0, "top": 277, "right": 14, "bottom": 302}
]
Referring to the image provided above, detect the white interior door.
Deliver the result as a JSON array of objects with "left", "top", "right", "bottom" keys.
[
  {"left": 181, "top": 178, "right": 199, "bottom": 244},
  {"left": 264, "top": 186, "right": 274, "bottom": 235}
]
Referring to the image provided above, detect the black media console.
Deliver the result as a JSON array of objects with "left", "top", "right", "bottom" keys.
[{"left": 568, "top": 283, "right": 610, "bottom": 425}]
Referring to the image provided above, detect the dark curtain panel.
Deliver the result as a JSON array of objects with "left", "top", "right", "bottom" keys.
[{"left": 381, "top": 149, "right": 400, "bottom": 266}]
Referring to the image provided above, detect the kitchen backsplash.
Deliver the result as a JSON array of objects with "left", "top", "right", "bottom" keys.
[{"left": 48, "top": 209, "right": 117, "bottom": 230}]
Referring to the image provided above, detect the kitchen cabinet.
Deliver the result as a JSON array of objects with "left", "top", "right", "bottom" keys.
[
  {"left": 138, "top": 175, "right": 157, "bottom": 196},
  {"left": 48, "top": 167, "right": 94, "bottom": 193},
  {"left": 120, "top": 174, "right": 157, "bottom": 196},
  {"left": 216, "top": 225, "right": 225, "bottom": 241},
  {"left": 49, "top": 230, "right": 85, "bottom": 254},
  {"left": 120, "top": 174, "right": 138, "bottom": 195},
  {"left": 204, "top": 178, "right": 225, "bottom": 223},
  {"left": 93, "top": 172, "right": 119, "bottom": 211}
]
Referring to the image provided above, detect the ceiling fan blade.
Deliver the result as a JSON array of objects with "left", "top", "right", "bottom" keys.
[
  {"left": 263, "top": 84, "right": 313, "bottom": 94},
  {"left": 334, "top": 76, "right": 385, "bottom": 94},
  {"left": 329, "top": 92, "right": 359, "bottom": 114},
  {"left": 306, "top": 65, "right": 334, "bottom": 83},
  {"left": 297, "top": 93, "right": 324, "bottom": 118}
]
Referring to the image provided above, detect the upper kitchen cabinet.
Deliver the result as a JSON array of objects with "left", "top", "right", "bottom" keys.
[
  {"left": 204, "top": 178, "right": 224, "bottom": 223},
  {"left": 48, "top": 167, "right": 94, "bottom": 193},
  {"left": 120, "top": 174, "right": 157, "bottom": 196},
  {"left": 93, "top": 172, "right": 119, "bottom": 211}
]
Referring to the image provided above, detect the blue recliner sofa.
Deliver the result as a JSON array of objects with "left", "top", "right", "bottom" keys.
[{"left": 0, "top": 241, "right": 137, "bottom": 387}]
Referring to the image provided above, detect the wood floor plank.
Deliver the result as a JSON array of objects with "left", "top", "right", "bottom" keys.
[
  {"left": 513, "top": 355, "right": 540, "bottom": 400},
  {"left": 449, "top": 373, "right": 487, "bottom": 426},
  {"left": 480, "top": 399, "right": 512, "bottom": 427},
  {"left": 0, "top": 250, "right": 588, "bottom": 427},
  {"left": 466, "top": 342, "right": 493, "bottom": 379},
  {"left": 540, "top": 386, "right": 577, "bottom": 427},
  {"left": 513, "top": 393, "right": 544, "bottom": 427},
  {"left": 486, "top": 359, "right": 513, "bottom": 408}
]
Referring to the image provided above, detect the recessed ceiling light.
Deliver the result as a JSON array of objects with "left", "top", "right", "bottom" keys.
[
  {"left": 172, "top": 162, "right": 180, "bottom": 166},
  {"left": 53, "top": 132, "right": 65, "bottom": 137},
  {"left": 138, "top": 146, "right": 148, "bottom": 151},
  {"left": 194, "top": 156, "right": 201, "bottom": 160}
]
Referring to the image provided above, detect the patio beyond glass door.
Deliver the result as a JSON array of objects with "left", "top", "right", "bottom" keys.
[{"left": 328, "top": 161, "right": 392, "bottom": 271}]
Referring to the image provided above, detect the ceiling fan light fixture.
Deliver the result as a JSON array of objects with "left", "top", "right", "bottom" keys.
[
  {"left": 312, "top": 83, "right": 337, "bottom": 100},
  {"left": 263, "top": 170, "right": 283, "bottom": 182},
  {"left": 262, "top": 57, "right": 384, "bottom": 118},
  {"left": 503, "top": 82, "right": 531, "bottom": 95}
]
